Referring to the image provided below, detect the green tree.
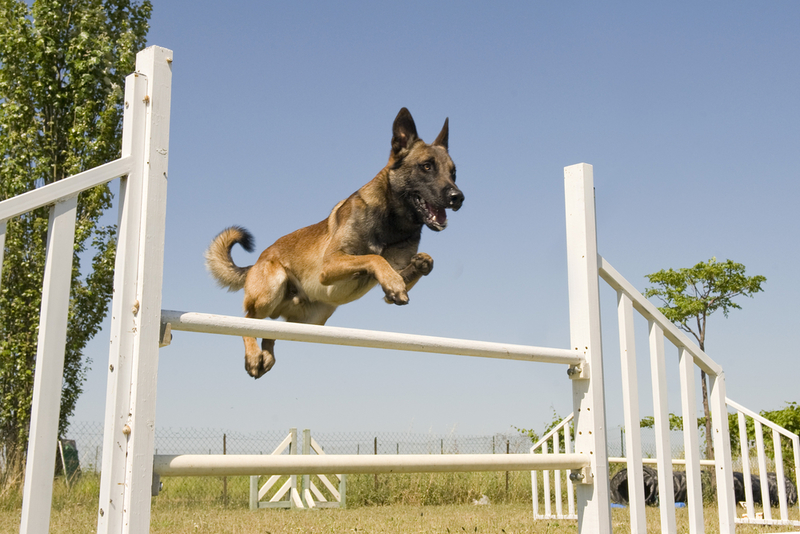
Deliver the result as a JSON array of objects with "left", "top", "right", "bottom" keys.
[
  {"left": 0, "top": 0, "right": 151, "bottom": 483},
  {"left": 728, "top": 402, "right": 800, "bottom": 472},
  {"left": 644, "top": 257, "right": 766, "bottom": 461}
]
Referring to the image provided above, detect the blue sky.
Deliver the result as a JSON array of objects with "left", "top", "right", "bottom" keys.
[{"left": 71, "top": 1, "right": 800, "bottom": 438}]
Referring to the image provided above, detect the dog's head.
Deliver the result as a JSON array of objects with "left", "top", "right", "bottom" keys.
[{"left": 388, "top": 108, "right": 464, "bottom": 232}]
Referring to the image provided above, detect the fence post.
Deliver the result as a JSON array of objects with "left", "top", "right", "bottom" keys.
[
  {"left": 96, "top": 46, "right": 172, "bottom": 534},
  {"left": 19, "top": 196, "right": 78, "bottom": 534},
  {"left": 563, "top": 163, "right": 612, "bottom": 534},
  {"left": 223, "top": 433, "right": 227, "bottom": 507}
]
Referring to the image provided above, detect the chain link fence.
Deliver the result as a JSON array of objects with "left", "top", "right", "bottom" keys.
[{"left": 68, "top": 421, "right": 691, "bottom": 474}]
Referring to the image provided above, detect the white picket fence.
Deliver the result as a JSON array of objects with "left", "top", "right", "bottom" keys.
[{"left": 2, "top": 45, "right": 793, "bottom": 534}]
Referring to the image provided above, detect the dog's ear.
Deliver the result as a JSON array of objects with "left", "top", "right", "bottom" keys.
[
  {"left": 433, "top": 117, "right": 449, "bottom": 150},
  {"left": 391, "top": 108, "right": 418, "bottom": 156}
]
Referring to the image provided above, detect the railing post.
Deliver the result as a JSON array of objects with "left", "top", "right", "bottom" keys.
[
  {"left": 19, "top": 196, "right": 78, "bottom": 534},
  {"left": 96, "top": 45, "right": 172, "bottom": 534},
  {"left": 563, "top": 163, "right": 612, "bottom": 534},
  {"left": 709, "top": 372, "right": 736, "bottom": 533}
]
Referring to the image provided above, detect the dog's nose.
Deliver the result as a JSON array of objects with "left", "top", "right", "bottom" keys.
[{"left": 448, "top": 188, "right": 464, "bottom": 211}]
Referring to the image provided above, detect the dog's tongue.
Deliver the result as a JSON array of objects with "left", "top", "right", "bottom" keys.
[{"left": 429, "top": 204, "right": 447, "bottom": 225}]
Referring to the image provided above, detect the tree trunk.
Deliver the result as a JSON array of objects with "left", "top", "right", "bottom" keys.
[{"left": 700, "top": 369, "right": 714, "bottom": 460}]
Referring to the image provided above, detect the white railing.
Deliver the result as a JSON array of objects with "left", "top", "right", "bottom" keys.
[
  {"left": 530, "top": 413, "right": 576, "bottom": 520},
  {"left": 598, "top": 255, "right": 737, "bottom": 533},
  {"left": 727, "top": 398, "right": 800, "bottom": 527},
  {"left": 2, "top": 46, "right": 173, "bottom": 534}
]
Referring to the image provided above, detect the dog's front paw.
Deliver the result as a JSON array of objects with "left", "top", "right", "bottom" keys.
[
  {"left": 382, "top": 274, "right": 409, "bottom": 305},
  {"left": 410, "top": 253, "right": 434, "bottom": 276},
  {"left": 245, "top": 347, "right": 276, "bottom": 379}
]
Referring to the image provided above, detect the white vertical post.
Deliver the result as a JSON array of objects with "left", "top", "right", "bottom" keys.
[
  {"left": 564, "top": 163, "right": 612, "bottom": 534},
  {"left": 544, "top": 467, "right": 552, "bottom": 517},
  {"left": 564, "top": 424, "right": 575, "bottom": 516},
  {"left": 532, "top": 468, "right": 540, "bottom": 517},
  {"left": 737, "top": 412, "right": 755, "bottom": 519},
  {"left": 19, "top": 196, "right": 78, "bottom": 534},
  {"left": 709, "top": 372, "right": 736, "bottom": 533},
  {"left": 96, "top": 45, "right": 172, "bottom": 534},
  {"left": 0, "top": 219, "right": 6, "bottom": 293},
  {"left": 302, "top": 429, "right": 312, "bottom": 508},
  {"left": 617, "top": 292, "right": 646, "bottom": 534},
  {"left": 793, "top": 435, "right": 800, "bottom": 517},
  {"left": 649, "top": 321, "right": 676, "bottom": 533},
  {"left": 678, "top": 348, "right": 704, "bottom": 533},
  {"left": 754, "top": 420, "right": 771, "bottom": 519},
  {"left": 773, "top": 429, "right": 788, "bottom": 519},
  {"left": 554, "top": 432, "right": 563, "bottom": 517}
]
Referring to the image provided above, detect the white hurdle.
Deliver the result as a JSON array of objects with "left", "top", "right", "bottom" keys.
[{"left": 7, "top": 44, "right": 772, "bottom": 534}]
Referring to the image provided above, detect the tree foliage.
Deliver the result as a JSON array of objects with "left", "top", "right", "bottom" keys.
[
  {"left": 728, "top": 402, "right": 800, "bottom": 472},
  {"left": 0, "top": 0, "right": 151, "bottom": 480},
  {"left": 644, "top": 257, "right": 765, "bottom": 461},
  {"left": 644, "top": 257, "right": 766, "bottom": 350}
]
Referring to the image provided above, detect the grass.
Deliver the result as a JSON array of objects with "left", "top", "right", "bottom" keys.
[{"left": 2, "top": 473, "right": 800, "bottom": 533}]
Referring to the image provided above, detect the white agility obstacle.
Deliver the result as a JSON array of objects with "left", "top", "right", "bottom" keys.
[{"left": 3, "top": 45, "right": 797, "bottom": 534}]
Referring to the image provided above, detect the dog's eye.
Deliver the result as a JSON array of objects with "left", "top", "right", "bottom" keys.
[{"left": 420, "top": 162, "right": 433, "bottom": 172}]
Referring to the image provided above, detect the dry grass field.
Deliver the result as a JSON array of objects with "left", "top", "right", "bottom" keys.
[{"left": 2, "top": 473, "right": 799, "bottom": 533}]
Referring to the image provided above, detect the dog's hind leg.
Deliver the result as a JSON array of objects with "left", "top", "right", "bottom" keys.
[{"left": 242, "top": 260, "right": 287, "bottom": 378}]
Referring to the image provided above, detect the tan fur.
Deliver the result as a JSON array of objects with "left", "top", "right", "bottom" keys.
[{"left": 206, "top": 108, "right": 464, "bottom": 378}]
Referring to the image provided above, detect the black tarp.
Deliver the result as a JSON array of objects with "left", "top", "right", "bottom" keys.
[{"left": 611, "top": 467, "right": 797, "bottom": 506}]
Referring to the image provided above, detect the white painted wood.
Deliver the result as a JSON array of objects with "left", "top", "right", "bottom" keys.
[
  {"left": 599, "top": 257, "right": 722, "bottom": 376},
  {"left": 553, "top": 432, "right": 563, "bottom": 517},
  {"left": 678, "top": 347, "right": 704, "bottom": 533},
  {"left": 290, "top": 428, "right": 298, "bottom": 510},
  {"left": 302, "top": 429, "right": 311, "bottom": 508},
  {"left": 0, "top": 219, "right": 6, "bottom": 295},
  {"left": 608, "top": 457, "right": 715, "bottom": 467},
  {"left": 95, "top": 45, "right": 173, "bottom": 534},
  {"left": 122, "top": 45, "right": 172, "bottom": 534},
  {"left": 563, "top": 163, "right": 612, "bottom": 534},
  {"left": 270, "top": 479, "right": 291, "bottom": 502},
  {"left": 616, "top": 292, "right": 647, "bottom": 534},
  {"left": 754, "top": 420, "right": 771, "bottom": 518},
  {"left": 153, "top": 453, "right": 590, "bottom": 476},
  {"left": 709, "top": 373, "right": 736, "bottom": 532},
  {"left": 793, "top": 435, "right": 800, "bottom": 517},
  {"left": 160, "top": 310, "right": 582, "bottom": 366},
  {"left": 649, "top": 321, "right": 677, "bottom": 533},
  {"left": 773, "top": 429, "right": 788, "bottom": 520},
  {"left": 310, "top": 481, "right": 326, "bottom": 502},
  {"left": 19, "top": 196, "right": 78, "bottom": 534},
  {"left": 544, "top": 468, "right": 552, "bottom": 517},
  {"left": 532, "top": 469, "right": 539, "bottom": 517},
  {"left": 737, "top": 411, "right": 755, "bottom": 519},
  {"left": 0, "top": 157, "right": 132, "bottom": 222},
  {"left": 97, "top": 68, "right": 148, "bottom": 534},
  {"left": 564, "top": 424, "right": 575, "bottom": 516},
  {"left": 257, "top": 475, "right": 282, "bottom": 500},
  {"left": 727, "top": 398, "right": 799, "bottom": 440}
]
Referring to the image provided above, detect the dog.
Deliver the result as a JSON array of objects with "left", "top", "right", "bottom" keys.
[{"left": 205, "top": 108, "right": 464, "bottom": 378}]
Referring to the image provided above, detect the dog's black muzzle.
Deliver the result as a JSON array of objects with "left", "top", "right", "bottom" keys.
[{"left": 447, "top": 187, "right": 465, "bottom": 211}]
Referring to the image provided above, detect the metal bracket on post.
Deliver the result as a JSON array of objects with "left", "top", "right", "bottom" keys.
[
  {"left": 569, "top": 465, "right": 593, "bottom": 485},
  {"left": 159, "top": 321, "right": 172, "bottom": 347},
  {"left": 151, "top": 473, "right": 161, "bottom": 496},
  {"left": 567, "top": 362, "right": 589, "bottom": 380}
]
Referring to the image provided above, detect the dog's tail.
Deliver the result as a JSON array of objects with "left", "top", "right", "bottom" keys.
[{"left": 205, "top": 226, "right": 255, "bottom": 292}]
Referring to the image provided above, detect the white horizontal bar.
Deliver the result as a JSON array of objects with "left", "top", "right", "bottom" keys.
[
  {"left": 727, "top": 398, "right": 800, "bottom": 440},
  {"left": 608, "top": 457, "right": 716, "bottom": 467},
  {"left": 153, "top": 453, "right": 589, "bottom": 477},
  {"left": 597, "top": 256, "right": 723, "bottom": 376},
  {"left": 160, "top": 310, "right": 584, "bottom": 365},
  {"left": 0, "top": 156, "right": 133, "bottom": 221}
]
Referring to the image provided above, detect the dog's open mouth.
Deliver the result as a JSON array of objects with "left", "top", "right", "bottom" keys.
[{"left": 413, "top": 195, "right": 447, "bottom": 231}]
